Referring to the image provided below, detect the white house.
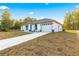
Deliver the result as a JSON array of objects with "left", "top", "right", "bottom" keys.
[{"left": 21, "top": 18, "right": 62, "bottom": 32}]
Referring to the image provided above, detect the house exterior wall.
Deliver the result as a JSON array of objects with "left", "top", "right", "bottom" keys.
[
  {"left": 52, "top": 22, "right": 62, "bottom": 32},
  {"left": 53, "top": 22, "right": 58, "bottom": 32},
  {"left": 21, "top": 22, "right": 62, "bottom": 32},
  {"left": 21, "top": 25, "right": 30, "bottom": 32},
  {"left": 58, "top": 25, "right": 62, "bottom": 31},
  {"left": 21, "top": 25, "right": 26, "bottom": 32}
]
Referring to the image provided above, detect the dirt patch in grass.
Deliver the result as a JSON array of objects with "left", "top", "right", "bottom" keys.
[
  {"left": 0, "top": 32, "right": 79, "bottom": 56},
  {"left": 0, "top": 30, "right": 29, "bottom": 40}
]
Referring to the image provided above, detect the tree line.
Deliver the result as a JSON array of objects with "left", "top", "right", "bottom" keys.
[
  {"left": 2, "top": 6, "right": 78, "bottom": 31},
  {"left": 0, "top": 9, "right": 36, "bottom": 31},
  {"left": 63, "top": 7, "right": 79, "bottom": 30}
]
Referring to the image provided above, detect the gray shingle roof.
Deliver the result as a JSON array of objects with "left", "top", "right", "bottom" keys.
[{"left": 24, "top": 18, "right": 62, "bottom": 25}]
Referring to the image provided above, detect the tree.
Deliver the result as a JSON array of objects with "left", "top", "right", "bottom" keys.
[
  {"left": 73, "top": 7, "right": 79, "bottom": 30},
  {"left": 13, "top": 20, "right": 23, "bottom": 30},
  {"left": 63, "top": 6, "right": 79, "bottom": 30},
  {"left": 63, "top": 12, "right": 73, "bottom": 30},
  {"left": 23, "top": 17, "right": 36, "bottom": 23},
  {"left": 0, "top": 9, "right": 13, "bottom": 31}
]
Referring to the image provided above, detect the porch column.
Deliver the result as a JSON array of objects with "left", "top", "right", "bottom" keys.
[
  {"left": 28, "top": 24, "right": 30, "bottom": 31},
  {"left": 37, "top": 24, "right": 41, "bottom": 32},
  {"left": 32, "top": 24, "right": 35, "bottom": 31}
]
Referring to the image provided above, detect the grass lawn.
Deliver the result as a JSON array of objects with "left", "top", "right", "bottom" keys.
[
  {"left": 0, "top": 31, "right": 79, "bottom": 56},
  {"left": 0, "top": 30, "right": 29, "bottom": 40}
]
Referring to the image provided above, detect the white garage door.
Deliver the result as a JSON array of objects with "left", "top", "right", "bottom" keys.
[{"left": 41, "top": 24, "right": 52, "bottom": 32}]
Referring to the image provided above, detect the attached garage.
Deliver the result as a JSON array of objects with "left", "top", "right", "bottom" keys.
[{"left": 41, "top": 24, "right": 52, "bottom": 32}]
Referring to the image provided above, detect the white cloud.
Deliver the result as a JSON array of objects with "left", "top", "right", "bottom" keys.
[
  {"left": 28, "top": 12, "right": 34, "bottom": 15},
  {"left": 0, "top": 6, "right": 9, "bottom": 10}
]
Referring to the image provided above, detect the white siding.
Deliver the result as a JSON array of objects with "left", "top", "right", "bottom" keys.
[
  {"left": 21, "top": 25, "right": 26, "bottom": 31},
  {"left": 21, "top": 25, "right": 30, "bottom": 32},
  {"left": 58, "top": 25, "right": 62, "bottom": 31},
  {"left": 53, "top": 22, "right": 62, "bottom": 32}
]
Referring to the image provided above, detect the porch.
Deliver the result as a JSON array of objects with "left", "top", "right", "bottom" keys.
[{"left": 21, "top": 24, "right": 41, "bottom": 32}]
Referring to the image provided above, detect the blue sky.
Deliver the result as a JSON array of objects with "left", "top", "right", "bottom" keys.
[{"left": 0, "top": 3, "right": 78, "bottom": 23}]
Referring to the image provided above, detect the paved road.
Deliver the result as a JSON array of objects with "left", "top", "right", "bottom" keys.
[{"left": 0, "top": 32, "right": 50, "bottom": 51}]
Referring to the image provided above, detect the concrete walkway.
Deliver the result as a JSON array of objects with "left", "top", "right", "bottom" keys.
[{"left": 0, "top": 32, "right": 50, "bottom": 51}]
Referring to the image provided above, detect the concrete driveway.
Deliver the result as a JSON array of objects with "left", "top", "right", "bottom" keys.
[{"left": 0, "top": 32, "right": 50, "bottom": 51}]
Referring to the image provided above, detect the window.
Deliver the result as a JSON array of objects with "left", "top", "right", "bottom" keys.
[{"left": 26, "top": 26, "right": 28, "bottom": 30}]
